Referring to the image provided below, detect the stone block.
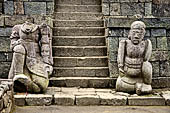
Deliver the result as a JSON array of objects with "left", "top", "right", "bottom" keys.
[
  {"left": 98, "top": 93, "right": 127, "bottom": 105},
  {"left": 110, "top": 3, "right": 120, "bottom": 15},
  {"left": 108, "top": 37, "right": 119, "bottom": 52},
  {"left": 0, "top": 37, "right": 10, "bottom": 52},
  {"left": 54, "top": 93, "right": 75, "bottom": 105},
  {"left": 14, "top": 2, "right": 24, "bottom": 15},
  {"left": 24, "top": 2, "right": 46, "bottom": 15},
  {"left": 120, "top": 0, "right": 138, "bottom": 2},
  {"left": 152, "top": 1, "right": 170, "bottom": 17},
  {"left": 108, "top": 17, "right": 170, "bottom": 28},
  {"left": 145, "top": 3, "right": 152, "bottom": 16},
  {"left": 5, "top": 15, "right": 34, "bottom": 27},
  {"left": 25, "top": 94, "right": 53, "bottom": 106},
  {"left": 95, "top": 89, "right": 112, "bottom": 93},
  {"left": 14, "top": 94, "right": 26, "bottom": 106},
  {"left": 157, "top": 37, "right": 168, "bottom": 50},
  {"left": 152, "top": 77, "right": 170, "bottom": 88},
  {"left": 102, "top": 2, "right": 109, "bottom": 16},
  {"left": 0, "top": 62, "right": 11, "bottom": 79},
  {"left": 150, "top": 51, "right": 169, "bottom": 61},
  {"left": 109, "top": 51, "right": 117, "bottom": 62},
  {"left": 0, "top": 28, "right": 12, "bottom": 37},
  {"left": 151, "top": 29, "right": 166, "bottom": 37},
  {"left": 76, "top": 95, "right": 100, "bottom": 105},
  {"left": 65, "top": 78, "right": 89, "bottom": 87},
  {"left": 109, "top": 62, "right": 119, "bottom": 78},
  {"left": 151, "top": 61, "right": 159, "bottom": 77},
  {"left": 149, "top": 37, "right": 156, "bottom": 50},
  {"left": 45, "top": 87, "right": 61, "bottom": 95},
  {"left": 4, "top": 1, "right": 14, "bottom": 15},
  {"left": 88, "top": 78, "right": 110, "bottom": 88},
  {"left": 128, "top": 95, "right": 165, "bottom": 106},
  {"left": 47, "top": 2, "right": 54, "bottom": 14},
  {"left": 0, "top": 16, "right": 4, "bottom": 27},
  {"left": 161, "top": 91, "right": 170, "bottom": 106},
  {"left": 121, "top": 3, "right": 144, "bottom": 16},
  {"left": 160, "top": 61, "right": 170, "bottom": 77},
  {"left": 109, "top": 28, "right": 124, "bottom": 36}
]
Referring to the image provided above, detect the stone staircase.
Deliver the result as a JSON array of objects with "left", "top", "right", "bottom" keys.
[{"left": 50, "top": 0, "right": 114, "bottom": 88}]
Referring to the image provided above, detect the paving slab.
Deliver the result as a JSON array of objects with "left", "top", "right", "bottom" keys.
[
  {"left": 54, "top": 93, "right": 75, "bottom": 106},
  {"left": 97, "top": 93, "right": 127, "bottom": 105},
  {"left": 128, "top": 94, "right": 166, "bottom": 106},
  {"left": 161, "top": 91, "right": 170, "bottom": 106},
  {"left": 25, "top": 94, "right": 53, "bottom": 106},
  {"left": 76, "top": 95, "right": 100, "bottom": 106}
]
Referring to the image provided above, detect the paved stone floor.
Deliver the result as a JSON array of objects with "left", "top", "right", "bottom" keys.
[{"left": 13, "top": 106, "right": 170, "bottom": 113}]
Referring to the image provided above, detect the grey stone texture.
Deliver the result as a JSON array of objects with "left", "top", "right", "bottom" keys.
[
  {"left": 0, "top": 79, "right": 14, "bottom": 113},
  {"left": 0, "top": 28, "right": 12, "bottom": 37},
  {"left": 0, "top": 16, "right": 4, "bottom": 27},
  {"left": 14, "top": 95, "right": 26, "bottom": 106},
  {"left": 24, "top": 2, "right": 46, "bottom": 15},
  {"left": 4, "top": 1, "right": 14, "bottom": 15},
  {"left": 26, "top": 94, "right": 53, "bottom": 106},
  {"left": 121, "top": 3, "right": 145, "bottom": 16},
  {"left": 102, "top": 2, "right": 109, "bottom": 15},
  {"left": 5, "top": 15, "right": 34, "bottom": 27},
  {"left": 47, "top": 2, "right": 54, "bottom": 14},
  {"left": 0, "top": 62, "right": 11, "bottom": 79},
  {"left": 76, "top": 95, "right": 100, "bottom": 106},
  {"left": 54, "top": 93, "right": 75, "bottom": 105},
  {"left": 152, "top": 0, "right": 170, "bottom": 17},
  {"left": 110, "top": 3, "right": 120, "bottom": 15},
  {"left": 128, "top": 95, "right": 165, "bottom": 106},
  {"left": 14, "top": 2, "right": 24, "bottom": 15}
]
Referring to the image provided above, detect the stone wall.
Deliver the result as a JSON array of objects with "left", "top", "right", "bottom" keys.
[
  {"left": 104, "top": 0, "right": 170, "bottom": 88},
  {"left": 0, "top": 0, "right": 54, "bottom": 78},
  {"left": 0, "top": 79, "right": 14, "bottom": 113}
]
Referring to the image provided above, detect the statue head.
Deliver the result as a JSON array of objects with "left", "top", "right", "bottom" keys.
[{"left": 128, "top": 21, "right": 146, "bottom": 45}]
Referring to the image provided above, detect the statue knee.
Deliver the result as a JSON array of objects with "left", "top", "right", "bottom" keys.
[
  {"left": 142, "top": 61, "right": 152, "bottom": 84},
  {"left": 13, "top": 45, "right": 26, "bottom": 55}
]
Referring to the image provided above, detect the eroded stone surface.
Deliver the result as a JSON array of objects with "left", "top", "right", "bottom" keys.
[{"left": 116, "top": 21, "right": 153, "bottom": 95}]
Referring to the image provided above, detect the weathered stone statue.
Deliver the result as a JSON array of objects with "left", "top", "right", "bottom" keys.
[
  {"left": 8, "top": 21, "right": 53, "bottom": 93},
  {"left": 116, "top": 21, "right": 152, "bottom": 95}
]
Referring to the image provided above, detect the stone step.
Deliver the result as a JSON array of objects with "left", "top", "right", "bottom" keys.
[
  {"left": 55, "top": 0, "right": 101, "bottom": 5},
  {"left": 14, "top": 87, "right": 168, "bottom": 106},
  {"left": 53, "top": 20, "right": 104, "bottom": 27},
  {"left": 52, "top": 46, "right": 107, "bottom": 57},
  {"left": 52, "top": 36, "right": 106, "bottom": 46},
  {"left": 53, "top": 56, "right": 108, "bottom": 67},
  {"left": 52, "top": 67, "right": 109, "bottom": 77},
  {"left": 54, "top": 12, "right": 103, "bottom": 20},
  {"left": 55, "top": 5, "right": 102, "bottom": 13},
  {"left": 53, "top": 27, "right": 105, "bottom": 36},
  {"left": 49, "top": 77, "right": 116, "bottom": 88}
]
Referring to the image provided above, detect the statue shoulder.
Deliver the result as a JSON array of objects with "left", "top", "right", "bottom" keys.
[{"left": 12, "top": 24, "right": 22, "bottom": 32}]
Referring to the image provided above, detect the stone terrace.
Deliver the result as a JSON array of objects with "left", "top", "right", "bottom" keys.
[{"left": 14, "top": 87, "right": 170, "bottom": 106}]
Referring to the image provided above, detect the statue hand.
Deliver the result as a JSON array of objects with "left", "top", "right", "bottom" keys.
[{"left": 45, "top": 64, "right": 53, "bottom": 75}]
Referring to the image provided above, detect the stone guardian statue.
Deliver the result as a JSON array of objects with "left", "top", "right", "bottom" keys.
[
  {"left": 8, "top": 21, "right": 53, "bottom": 93},
  {"left": 116, "top": 21, "right": 152, "bottom": 95}
]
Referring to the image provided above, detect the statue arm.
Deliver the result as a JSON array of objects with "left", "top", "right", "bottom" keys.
[
  {"left": 117, "top": 40, "right": 126, "bottom": 73},
  {"left": 144, "top": 39, "right": 152, "bottom": 61},
  {"left": 10, "top": 25, "right": 21, "bottom": 50},
  {"left": 39, "top": 24, "right": 53, "bottom": 66}
]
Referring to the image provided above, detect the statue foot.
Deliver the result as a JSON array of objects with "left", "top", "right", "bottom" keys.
[
  {"left": 13, "top": 74, "right": 30, "bottom": 92},
  {"left": 13, "top": 74, "right": 41, "bottom": 93},
  {"left": 136, "top": 83, "right": 152, "bottom": 95}
]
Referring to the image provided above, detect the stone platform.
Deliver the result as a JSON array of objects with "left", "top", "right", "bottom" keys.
[{"left": 14, "top": 87, "right": 170, "bottom": 106}]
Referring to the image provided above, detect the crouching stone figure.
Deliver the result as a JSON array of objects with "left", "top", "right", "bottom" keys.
[
  {"left": 116, "top": 21, "right": 152, "bottom": 95},
  {"left": 8, "top": 21, "right": 53, "bottom": 93}
]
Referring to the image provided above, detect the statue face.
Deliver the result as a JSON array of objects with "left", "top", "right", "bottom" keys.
[{"left": 130, "top": 29, "right": 144, "bottom": 45}]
